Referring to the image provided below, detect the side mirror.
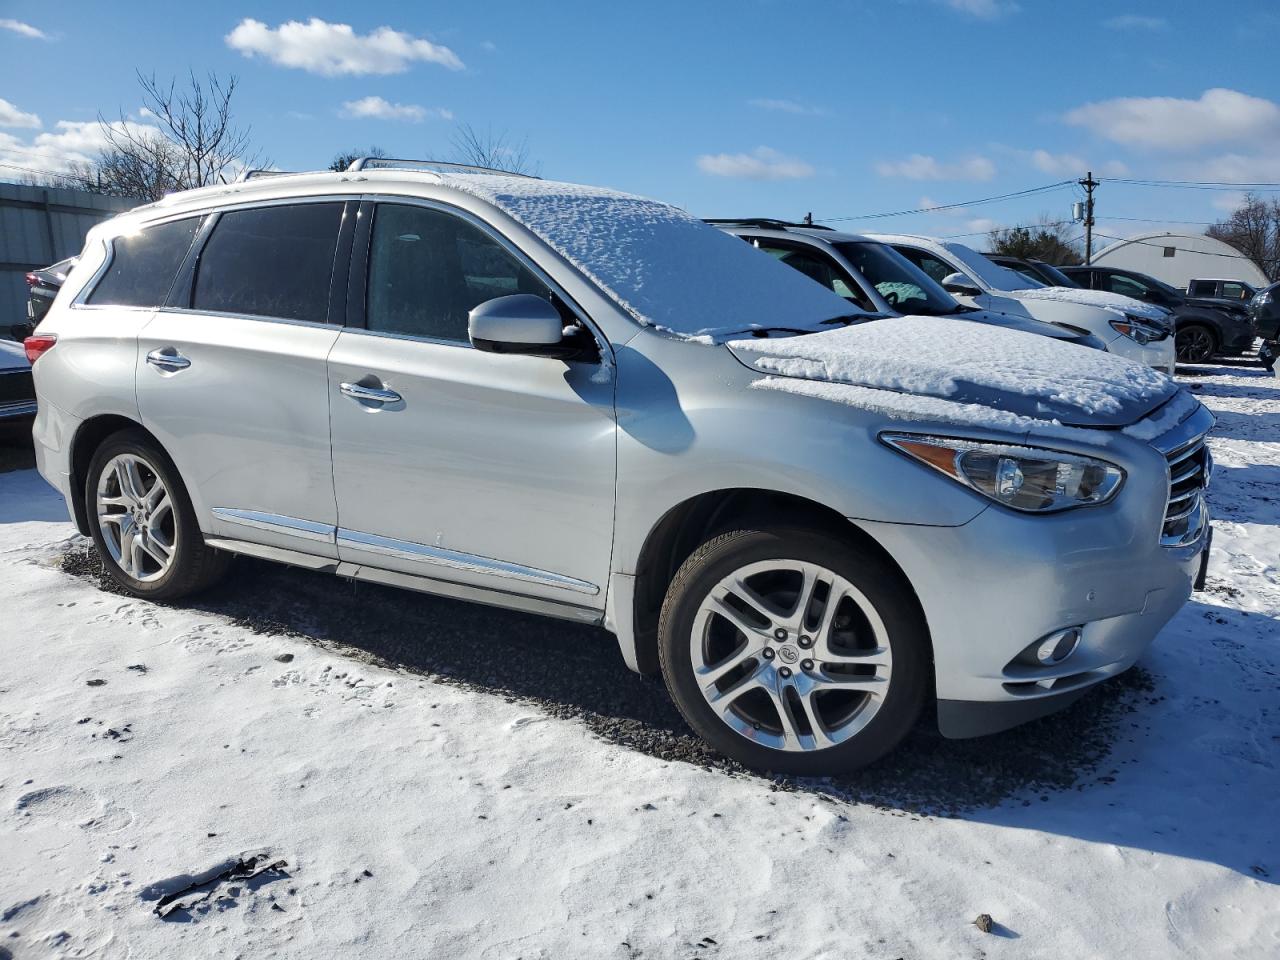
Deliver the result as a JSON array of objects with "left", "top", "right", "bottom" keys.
[
  {"left": 469, "top": 294, "right": 591, "bottom": 360},
  {"left": 941, "top": 272, "right": 982, "bottom": 297}
]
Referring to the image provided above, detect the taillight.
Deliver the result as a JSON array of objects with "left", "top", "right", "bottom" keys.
[
  {"left": 24, "top": 334, "right": 57, "bottom": 364},
  {"left": 25, "top": 272, "right": 39, "bottom": 287}
]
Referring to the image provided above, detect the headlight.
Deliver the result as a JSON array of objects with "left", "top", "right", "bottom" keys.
[
  {"left": 1255, "top": 289, "right": 1272, "bottom": 306},
  {"left": 882, "top": 434, "right": 1125, "bottom": 512},
  {"left": 1110, "top": 314, "right": 1168, "bottom": 343}
]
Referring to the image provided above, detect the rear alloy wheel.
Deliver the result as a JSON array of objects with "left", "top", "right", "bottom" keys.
[
  {"left": 1175, "top": 324, "right": 1217, "bottom": 364},
  {"left": 658, "top": 527, "right": 928, "bottom": 774},
  {"left": 85, "top": 430, "right": 230, "bottom": 601}
]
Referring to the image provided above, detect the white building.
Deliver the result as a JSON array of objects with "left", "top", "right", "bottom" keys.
[{"left": 1091, "top": 231, "right": 1269, "bottom": 289}]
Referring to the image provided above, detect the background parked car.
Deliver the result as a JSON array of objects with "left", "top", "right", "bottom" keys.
[
  {"left": 867, "top": 233, "right": 1176, "bottom": 373},
  {"left": 0, "top": 337, "right": 36, "bottom": 438},
  {"left": 710, "top": 220, "right": 1106, "bottom": 349},
  {"left": 985, "top": 255, "right": 1081, "bottom": 289},
  {"left": 12, "top": 257, "right": 76, "bottom": 342},
  {"left": 1250, "top": 281, "right": 1280, "bottom": 372},
  {"left": 1062, "top": 264, "right": 1257, "bottom": 364},
  {"left": 1188, "top": 278, "right": 1256, "bottom": 301}
]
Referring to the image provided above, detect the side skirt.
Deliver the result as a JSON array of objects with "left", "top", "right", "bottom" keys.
[{"left": 203, "top": 536, "right": 604, "bottom": 626}]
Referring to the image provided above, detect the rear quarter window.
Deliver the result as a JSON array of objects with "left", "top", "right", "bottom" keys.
[{"left": 85, "top": 217, "right": 203, "bottom": 308}]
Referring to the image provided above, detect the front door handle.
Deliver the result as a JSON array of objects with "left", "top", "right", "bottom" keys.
[
  {"left": 146, "top": 348, "right": 191, "bottom": 372},
  {"left": 340, "top": 381, "right": 402, "bottom": 404}
]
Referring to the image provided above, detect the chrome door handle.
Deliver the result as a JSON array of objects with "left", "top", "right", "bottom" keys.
[
  {"left": 340, "top": 381, "right": 402, "bottom": 404},
  {"left": 146, "top": 348, "right": 191, "bottom": 371}
]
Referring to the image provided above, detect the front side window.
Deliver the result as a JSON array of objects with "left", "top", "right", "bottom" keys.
[
  {"left": 192, "top": 203, "right": 343, "bottom": 322},
  {"left": 1188, "top": 280, "right": 1214, "bottom": 297},
  {"left": 1100, "top": 273, "right": 1150, "bottom": 300},
  {"left": 894, "top": 246, "right": 960, "bottom": 287},
  {"left": 833, "top": 241, "right": 956, "bottom": 316},
  {"left": 86, "top": 217, "right": 202, "bottom": 308},
  {"left": 366, "top": 203, "right": 553, "bottom": 343},
  {"left": 753, "top": 241, "right": 870, "bottom": 309},
  {"left": 1222, "top": 282, "right": 1249, "bottom": 300}
]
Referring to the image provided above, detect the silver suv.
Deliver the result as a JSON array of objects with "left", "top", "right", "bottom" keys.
[{"left": 29, "top": 160, "right": 1214, "bottom": 774}]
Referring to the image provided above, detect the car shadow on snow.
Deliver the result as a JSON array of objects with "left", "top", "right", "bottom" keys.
[
  {"left": 53, "top": 538, "right": 1277, "bottom": 881},
  {"left": 61, "top": 543, "right": 1154, "bottom": 813}
]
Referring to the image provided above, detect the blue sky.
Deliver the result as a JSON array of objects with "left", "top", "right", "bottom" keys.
[{"left": 3, "top": 0, "right": 1279, "bottom": 249}]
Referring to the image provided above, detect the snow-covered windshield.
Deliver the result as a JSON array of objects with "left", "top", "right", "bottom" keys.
[
  {"left": 941, "top": 241, "right": 1048, "bottom": 292},
  {"left": 442, "top": 174, "right": 857, "bottom": 340},
  {"left": 833, "top": 241, "right": 957, "bottom": 316}
]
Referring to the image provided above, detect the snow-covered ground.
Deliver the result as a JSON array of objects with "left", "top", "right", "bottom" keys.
[{"left": 1, "top": 362, "right": 1277, "bottom": 959}]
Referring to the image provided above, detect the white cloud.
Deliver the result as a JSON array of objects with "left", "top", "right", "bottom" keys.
[
  {"left": 340, "top": 96, "right": 451, "bottom": 122},
  {"left": 964, "top": 217, "right": 1001, "bottom": 234},
  {"left": 1064, "top": 88, "right": 1280, "bottom": 151},
  {"left": 480, "top": 40, "right": 497, "bottom": 52},
  {"left": 0, "top": 97, "right": 40, "bottom": 129},
  {"left": 696, "top": 146, "right": 814, "bottom": 180},
  {"left": 0, "top": 19, "right": 48, "bottom": 39},
  {"left": 0, "top": 119, "right": 163, "bottom": 175},
  {"left": 1028, "top": 149, "right": 1128, "bottom": 177},
  {"left": 747, "top": 98, "right": 826, "bottom": 116},
  {"left": 1103, "top": 14, "right": 1169, "bottom": 30},
  {"left": 226, "top": 18, "right": 463, "bottom": 76},
  {"left": 937, "top": 0, "right": 1019, "bottom": 19},
  {"left": 1182, "top": 152, "right": 1280, "bottom": 184},
  {"left": 875, "top": 153, "right": 996, "bottom": 181}
]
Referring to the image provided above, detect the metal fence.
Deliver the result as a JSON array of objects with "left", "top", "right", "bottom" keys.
[{"left": 1, "top": 182, "right": 138, "bottom": 338}]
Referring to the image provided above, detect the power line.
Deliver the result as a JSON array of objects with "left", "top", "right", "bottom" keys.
[
  {"left": 0, "top": 160, "right": 88, "bottom": 184},
  {"left": 1091, "top": 231, "right": 1280, "bottom": 265},
  {"left": 814, "top": 181, "right": 1074, "bottom": 223},
  {"left": 1100, "top": 177, "right": 1280, "bottom": 192}
]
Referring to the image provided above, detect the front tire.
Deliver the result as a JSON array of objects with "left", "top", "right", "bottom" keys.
[
  {"left": 84, "top": 430, "right": 230, "bottom": 601},
  {"left": 658, "top": 526, "right": 929, "bottom": 775},
  {"left": 1175, "top": 324, "right": 1217, "bottom": 364}
]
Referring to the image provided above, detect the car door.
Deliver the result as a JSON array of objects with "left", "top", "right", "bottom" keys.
[
  {"left": 136, "top": 199, "right": 355, "bottom": 557},
  {"left": 326, "top": 199, "right": 616, "bottom": 611}
]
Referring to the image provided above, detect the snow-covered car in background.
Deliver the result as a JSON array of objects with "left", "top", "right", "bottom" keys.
[
  {"left": 28, "top": 160, "right": 1213, "bottom": 774},
  {"left": 869, "top": 233, "right": 1177, "bottom": 374},
  {"left": 710, "top": 219, "right": 1106, "bottom": 350}
]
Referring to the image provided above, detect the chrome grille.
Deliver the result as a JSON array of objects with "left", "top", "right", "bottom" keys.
[{"left": 1150, "top": 401, "right": 1215, "bottom": 547}]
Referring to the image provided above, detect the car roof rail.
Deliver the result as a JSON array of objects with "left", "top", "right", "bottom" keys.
[
  {"left": 703, "top": 217, "right": 833, "bottom": 231},
  {"left": 345, "top": 157, "right": 539, "bottom": 178},
  {"left": 233, "top": 169, "right": 297, "bottom": 183}
]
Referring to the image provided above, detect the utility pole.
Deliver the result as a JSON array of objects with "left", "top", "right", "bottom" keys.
[
  {"left": 1079, "top": 171, "right": 1098, "bottom": 264},
  {"left": 803, "top": 211, "right": 813, "bottom": 225}
]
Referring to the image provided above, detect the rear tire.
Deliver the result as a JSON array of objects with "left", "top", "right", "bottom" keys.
[
  {"left": 657, "top": 525, "right": 929, "bottom": 775},
  {"left": 1175, "top": 324, "right": 1217, "bottom": 364},
  {"left": 84, "top": 430, "right": 230, "bottom": 601}
]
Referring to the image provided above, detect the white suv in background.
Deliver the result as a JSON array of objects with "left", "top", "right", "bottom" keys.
[{"left": 869, "top": 233, "right": 1177, "bottom": 374}]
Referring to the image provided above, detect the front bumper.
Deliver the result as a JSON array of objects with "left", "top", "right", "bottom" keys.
[
  {"left": 857, "top": 492, "right": 1208, "bottom": 738},
  {"left": 1106, "top": 331, "right": 1176, "bottom": 374}
]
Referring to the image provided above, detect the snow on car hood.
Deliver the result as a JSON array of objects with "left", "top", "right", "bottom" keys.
[
  {"left": 1011, "top": 286, "right": 1171, "bottom": 322},
  {"left": 441, "top": 174, "right": 855, "bottom": 340},
  {"left": 728, "top": 315, "right": 1178, "bottom": 429}
]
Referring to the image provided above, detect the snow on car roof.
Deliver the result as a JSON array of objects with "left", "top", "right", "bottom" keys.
[
  {"left": 440, "top": 174, "right": 857, "bottom": 340},
  {"left": 729, "top": 314, "right": 1177, "bottom": 421}
]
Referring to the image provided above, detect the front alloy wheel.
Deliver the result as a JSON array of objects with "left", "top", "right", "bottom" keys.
[
  {"left": 1175, "top": 325, "right": 1216, "bottom": 364},
  {"left": 659, "top": 526, "right": 928, "bottom": 774},
  {"left": 690, "top": 559, "right": 892, "bottom": 752}
]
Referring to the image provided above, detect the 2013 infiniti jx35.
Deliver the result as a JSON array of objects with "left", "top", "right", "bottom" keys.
[{"left": 28, "top": 159, "right": 1213, "bottom": 773}]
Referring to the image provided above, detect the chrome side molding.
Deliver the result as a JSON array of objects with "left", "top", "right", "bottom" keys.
[
  {"left": 211, "top": 508, "right": 336, "bottom": 543},
  {"left": 336, "top": 527, "right": 600, "bottom": 596}
]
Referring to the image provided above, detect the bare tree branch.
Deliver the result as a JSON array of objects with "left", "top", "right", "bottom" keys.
[
  {"left": 450, "top": 123, "right": 538, "bottom": 176},
  {"left": 1207, "top": 193, "right": 1280, "bottom": 281}
]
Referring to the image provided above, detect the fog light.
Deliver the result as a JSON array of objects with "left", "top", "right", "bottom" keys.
[{"left": 1035, "top": 627, "right": 1081, "bottom": 665}]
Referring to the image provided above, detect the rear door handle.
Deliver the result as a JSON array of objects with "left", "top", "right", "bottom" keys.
[
  {"left": 340, "top": 381, "right": 402, "bottom": 404},
  {"left": 146, "top": 348, "right": 191, "bottom": 372}
]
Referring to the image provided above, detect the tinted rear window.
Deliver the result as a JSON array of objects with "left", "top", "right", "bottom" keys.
[
  {"left": 86, "top": 217, "right": 202, "bottom": 308},
  {"left": 192, "top": 203, "right": 343, "bottom": 322}
]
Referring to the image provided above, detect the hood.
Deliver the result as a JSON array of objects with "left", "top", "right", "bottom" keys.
[
  {"left": 1011, "top": 286, "right": 1171, "bottom": 323},
  {"left": 1186, "top": 295, "right": 1248, "bottom": 315},
  {"left": 954, "top": 309, "right": 1104, "bottom": 348},
  {"left": 728, "top": 315, "right": 1177, "bottom": 429}
]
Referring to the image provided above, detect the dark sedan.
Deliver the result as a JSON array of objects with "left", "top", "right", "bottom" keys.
[
  {"left": 1061, "top": 265, "right": 1256, "bottom": 364},
  {"left": 0, "top": 337, "right": 35, "bottom": 436}
]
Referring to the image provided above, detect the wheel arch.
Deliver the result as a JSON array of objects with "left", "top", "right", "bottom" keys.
[
  {"left": 68, "top": 414, "right": 160, "bottom": 536},
  {"left": 624, "top": 487, "right": 928, "bottom": 676}
]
